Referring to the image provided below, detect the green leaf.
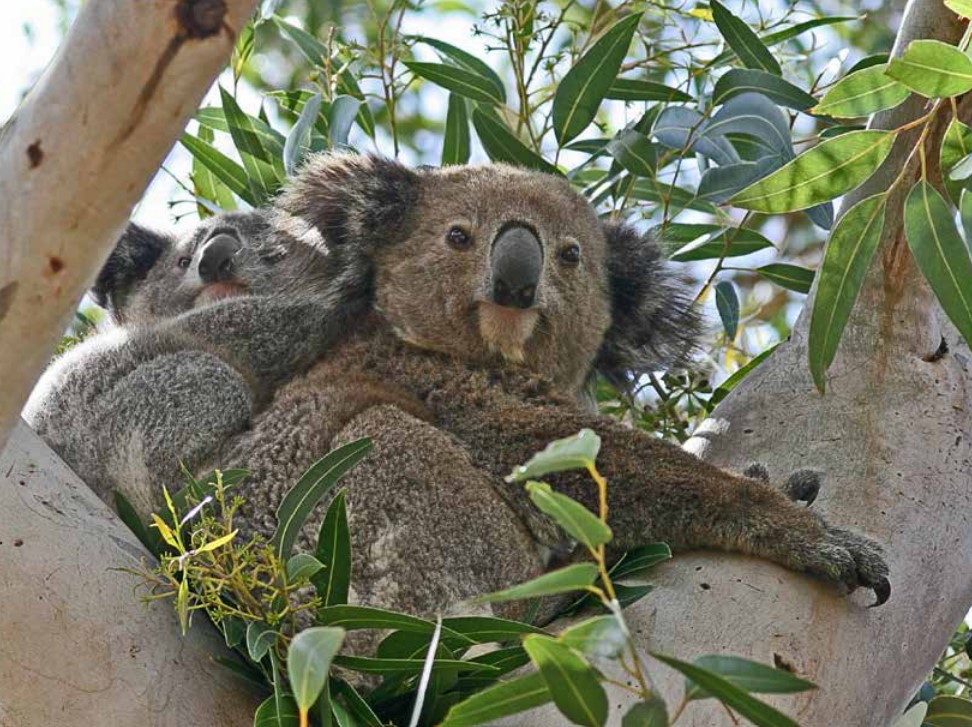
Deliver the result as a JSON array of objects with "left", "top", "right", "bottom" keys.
[
  {"left": 614, "top": 582, "right": 654, "bottom": 609},
  {"left": 191, "top": 124, "right": 238, "bottom": 215},
  {"left": 414, "top": 36, "right": 506, "bottom": 103},
  {"left": 904, "top": 181, "right": 972, "bottom": 351},
  {"left": 708, "top": 343, "right": 779, "bottom": 411},
  {"left": 558, "top": 616, "right": 626, "bottom": 659},
  {"left": 654, "top": 653, "right": 800, "bottom": 727},
  {"left": 440, "top": 616, "right": 545, "bottom": 644},
  {"left": 607, "top": 129, "right": 657, "bottom": 177},
  {"left": 114, "top": 492, "right": 163, "bottom": 556},
  {"left": 471, "top": 108, "right": 557, "bottom": 174},
  {"left": 946, "top": 0, "right": 972, "bottom": 18},
  {"left": 610, "top": 543, "right": 672, "bottom": 580},
  {"left": 714, "top": 281, "right": 739, "bottom": 340},
  {"left": 288, "top": 627, "right": 345, "bottom": 714},
  {"left": 711, "top": 0, "right": 781, "bottom": 76},
  {"left": 713, "top": 69, "right": 816, "bottom": 111},
  {"left": 406, "top": 61, "right": 504, "bottom": 104},
  {"left": 667, "top": 225, "right": 774, "bottom": 262},
  {"left": 507, "top": 429, "right": 601, "bottom": 481},
  {"left": 605, "top": 79, "right": 692, "bottom": 103},
  {"left": 328, "top": 95, "right": 361, "bottom": 147},
  {"left": 961, "top": 189, "right": 972, "bottom": 251},
  {"left": 940, "top": 119, "right": 972, "bottom": 204},
  {"left": 474, "top": 563, "right": 598, "bottom": 604},
  {"left": 886, "top": 40, "right": 972, "bottom": 98},
  {"left": 283, "top": 92, "right": 321, "bottom": 177},
  {"left": 441, "top": 671, "right": 551, "bottom": 727},
  {"left": 254, "top": 695, "right": 300, "bottom": 727},
  {"left": 336, "top": 70, "right": 376, "bottom": 139},
  {"left": 709, "top": 16, "right": 858, "bottom": 68},
  {"left": 813, "top": 65, "right": 910, "bottom": 119},
  {"left": 621, "top": 697, "right": 669, "bottom": 727},
  {"left": 523, "top": 635, "right": 608, "bottom": 727},
  {"left": 757, "top": 263, "right": 815, "bottom": 294},
  {"left": 286, "top": 553, "right": 324, "bottom": 582},
  {"left": 924, "top": 695, "right": 972, "bottom": 726},
  {"left": 686, "top": 655, "right": 816, "bottom": 700},
  {"left": 730, "top": 130, "right": 895, "bottom": 213},
  {"left": 219, "top": 87, "right": 282, "bottom": 203},
  {"left": 196, "top": 106, "right": 286, "bottom": 154},
  {"left": 180, "top": 132, "right": 256, "bottom": 206},
  {"left": 246, "top": 621, "right": 277, "bottom": 662},
  {"left": 525, "top": 481, "right": 612, "bottom": 549},
  {"left": 552, "top": 13, "right": 643, "bottom": 145},
  {"left": 629, "top": 179, "right": 718, "bottom": 213},
  {"left": 312, "top": 490, "right": 352, "bottom": 607},
  {"left": 273, "top": 439, "right": 372, "bottom": 561},
  {"left": 319, "top": 605, "right": 451, "bottom": 636},
  {"left": 443, "top": 94, "right": 471, "bottom": 165},
  {"left": 273, "top": 17, "right": 328, "bottom": 65},
  {"left": 331, "top": 680, "right": 384, "bottom": 727},
  {"left": 808, "top": 193, "right": 887, "bottom": 393},
  {"left": 333, "top": 654, "right": 495, "bottom": 675}
]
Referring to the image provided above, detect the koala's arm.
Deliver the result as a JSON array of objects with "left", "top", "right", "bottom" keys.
[{"left": 449, "top": 401, "right": 890, "bottom": 604}]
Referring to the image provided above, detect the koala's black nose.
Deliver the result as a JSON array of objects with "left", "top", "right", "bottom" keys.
[
  {"left": 198, "top": 234, "right": 242, "bottom": 283},
  {"left": 491, "top": 225, "right": 542, "bottom": 310}
]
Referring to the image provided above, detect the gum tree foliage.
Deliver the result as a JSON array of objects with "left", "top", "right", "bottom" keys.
[{"left": 32, "top": 0, "right": 972, "bottom": 723}]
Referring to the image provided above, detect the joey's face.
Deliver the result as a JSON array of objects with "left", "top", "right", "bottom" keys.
[{"left": 373, "top": 165, "right": 613, "bottom": 392}]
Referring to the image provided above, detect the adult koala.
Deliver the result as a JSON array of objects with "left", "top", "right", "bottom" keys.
[
  {"left": 24, "top": 209, "right": 338, "bottom": 515},
  {"left": 27, "top": 154, "right": 889, "bottom": 623}
]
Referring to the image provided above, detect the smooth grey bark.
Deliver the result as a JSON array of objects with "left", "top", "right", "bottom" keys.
[{"left": 510, "top": 0, "right": 972, "bottom": 724}]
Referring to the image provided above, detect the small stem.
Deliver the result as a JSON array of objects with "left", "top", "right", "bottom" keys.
[{"left": 669, "top": 698, "right": 688, "bottom": 724}]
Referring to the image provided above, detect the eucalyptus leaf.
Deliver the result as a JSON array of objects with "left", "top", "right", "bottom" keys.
[
  {"left": 286, "top": 553, "right": 325, "bottom": 582},
  {"left": 219, "top": 87, "right": 282, "bottom": 203},
  {"left": 246, "top": 621, "right": 277, "bottom": 662},
  {"left": 507, "top": 429, "right": 601, "bottom": 481},
  {"left": 559, "top": 616, "right": 627, "bottom": 659},
  {"left": 440, "top": 671, "right": 551, "bottom": 727},
  {"left": 472, "top": 108, "right": 557, "bottom": 174},
  {"left": 282, "top": 92, "right": 321, "bottom": 177},
  {"left": 473, "top": 563, "right": 598, "bottom": 605},
  {"left": 714, "top": 69, "right": 816, "bottom": 111},
  {"left": 704, "top": 92, "right": 792, "bottom": 155},
  {"left": 757, "top": 263, "right": 815, "bottom": 294},
  {"left": 961, "top": 189, "right": 972, "bottom": 252},
  {"left": 328, "top": 95, "right": 361, "bottom": 148},
  {"left": 525, "top": 481, "right": 612, "bottom": 549},
  {"left": 254, "top": 694, "right": 300, "bottom": 727},
  {"left": 697, "top": 157, "right": 782, "bottom": 204},
  {"left": 685, "top": 655, "right": 816, "bottom": 700},
  {"left": 180, "top": 132, "right": 256, "bottom": 206},
  {"left": 414, "top": 36, "right": 506, "bottom": 103},
  {"left": 813, "top": 65, "right": 910, "bottom": 119},
  {"left": 606, "top": 79, "right": 692, "bottom": 102},
  {"left": 941, "top": 119, "right": 972, "bottom": 204},
  {"left": 524, "top": 635, "right": 608, "bottom": 727},
  {"left": 607, "top": 129, "right": 657, "bottom": 177},
  {"left": 443, "top": 94, "right": 471, "bottom": 165},
  {"left": 622, "top": 697, "right": 669, "bottom": 727},
  {"left": 715, "top": 281, "right": 740, "bottom": 340},
  {"left": 336, "top": 70, "right": 376, "bottom": 138},
  {"left": 946, "top": 0, "right": 972, "bottom": 17},
  {"left": 653, "top": 106, "right": 740, "bottom": 166},
  {"left": 711, "top": 0, "right": 781, "bottom": 75},
  {"left": 406, "top": 61, "right": 504, "bottom": 105},
  {"left": 886, "top": 40, "right": 972, "bottom": 98},
  {"left": 288, "top": 627, "right": 345, "bottom": 714},
  {"left": 610, "top": 543, "right": 672, "bottom": 580},
  {"left": 440, "top": 616, "right": 545, "bottom": 643},
  {"left": 924, "top": 695, "right": 972, "bottom": 726},
  {"left": 668, "top": 225, "right": 774, "bottom": 262},
  {"left": 312, "top": 490, "right": 352, "bottom": 607}
]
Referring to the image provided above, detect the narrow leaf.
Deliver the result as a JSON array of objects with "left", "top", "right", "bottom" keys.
[
  {"left": 961, "top": 189, "right": 972, "bottom": 251},
  {"left": 525, "top": 481, "right": 612, "bottom": 549},
  {"left": 219, "top": 87, "right": 282, "bottom": 203},
  {"left": 195, "top": 529, "right": 238, "bottom": 554},
  {"left": 553, "top": 13, "right": 643, "bottom": 144},
  {"left": 471, "top": 108, "right": 557, "bottom": 174},
  {"left": 668, "top": 225, "right": 774, "bottom": 262},
  {"left": 606, "top": 79, "right": 692, "bottom": 102},
  {"left": 273, "top": 17, "right": 328, "bottom": 65},
  {"left": 886, "top": 40, "right": 972, "bottom": 98},
  {"left": 180, "top": 132, "right": 256, "bottom": 206},
  {"left": 686, "top": 655, "right": 816, "bottom": 700},
  {"left": 406, "top": 61, "right": 504, "bottom": 104},
  {"left": 336, "top": 70, "right": 376, "bottom": 138},
  {"left": 312, "top": 490, "right": 352, "bottom": 607},
  {"left": 711, "top": 0, "right": 781, "bottom": 75},
  {"left": 559, "top": 616, "right": 627, "bottom": 659},
  {"left": 473, "top": 563, "right": 598, "bottom": 604},
  {"left": 808, "top": 193, "right": 887, "bottom": 392},
  {"left": 441, "top": 672, "right": 551, "bottom": 727},
  {"left": 731, "top": 130, "right": 895, "bottom": 212},
  {"left": 328, "top": 95, "right": 361, "bottom": 147},
  {"left": 715, "top": 281, "right": 740, "bottom": 340},
  {"left": 924, "top": 695, "right": 972, "bottom": 726},
  {"left": 813, "top": 65, "right": 910, "bottom": 119},
  {"left": 333, "top": 654, "right": 495, "bottom": 675},
  {"left": 254, "top": 695, "right": 300, "bottom": 727},
  {"left": 757, "top": 263, "right": 815, "bottom": 294},
  {"left": 288, "top": 627, "right": 345, "bottom": 714},
  {"left": 610, "top": 543, "right": 672, "bottom": 580},
  {"left": 607, "top": 129, "right": 657, "bottom": 177},
  {"left": 415, "top": 36, "right": 506, "bottom": 103},
  {"left": 286, "top": 553, "right": 325, "bottom": 582},
  {"left": 440, "top": 616, "right": 545, "bottom": 643},
  {"left": 443, "top": 94, "right": 471, "bottom": 165},
  {"left": 941, "top": 119, "right": 972, "bottom": 204},
  {"left": 523, "top": 635, "right": 608, "bottom": 727},
  {"left": 714, "top": 69, "right": 816, "bottom": 111},
  {"left": 946, "top": 0, "right": 972, "bottom": 18},
  {"left": 507, "top": 429, "right": 601, "bottom": 481},
  {"left": 622, "top": 697, "right": 669, "bottom": 727}
]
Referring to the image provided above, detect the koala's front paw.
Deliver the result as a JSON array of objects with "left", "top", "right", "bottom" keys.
[{"left": 802, "top": 526, "right": 890, "bottom": 607}]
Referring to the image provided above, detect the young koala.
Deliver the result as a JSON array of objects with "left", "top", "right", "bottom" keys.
[{"left": 27, "top": 154, "right": 889, "bottom": 631}]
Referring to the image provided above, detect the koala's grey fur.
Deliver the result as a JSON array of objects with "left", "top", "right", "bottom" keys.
[{"left": 27, "top": 154, "right": 890, "bottom": 630}]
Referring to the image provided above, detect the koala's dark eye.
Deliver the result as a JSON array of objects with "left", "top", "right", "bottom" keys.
[
  {"left": 559, "top": 243, "right": 581, "bottom": 266},
  {"left": 176, "top": 256, "right": 192, "bottom": 270},
  {"left": 446, "top": 226, "right": 472, "bottom": 250}
]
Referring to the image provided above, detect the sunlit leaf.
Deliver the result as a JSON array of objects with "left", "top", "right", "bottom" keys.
[
  {"left": 946, "top": 0, "right": 972, "bottom": 18},
  {"left": 559, "top": 616, "right": 626, "bottom": 659},
  {"left": 282, "top": 93, "right": 320, "bottom": 177},
  {"left": 312, "top": 490, "right": 351, "bottom": 607},
  {"left": 441, "top": 672, "right": 551, "bottom": 727},
  {"left": 474, "top": 563, "right": 598, "bottom": 605},
  {"left": 328, "top": 95, "right": 361, "bottom": 147},
  {"left": 507, "top": 429, "right": 601, "bottom": 481},
  {"left": 406, "top": 61, "right": 504, "bottom": 104},
  {"left": 606, "top": 79, "right": 692, "bottom": 102},
  {"left": 288, "top": 627, "right": 345, "bottom": 717},
  {"left": 195, "top": 529, "right": 237, "bottom": 554},
  {"left": 757, "top": 263, "right": 815, "bottom": 294},
  {"left": 219, "top": 87, "right": 282, "bottom": 203},
  {"left": 272, "top": 17, "right": 328, "bottom": 65},
  {"left": 667, "top": 225, "right": 774, "bottom": 262},
  {"left": 414, "top": 36, "right": 506, "bottom": 103},
  {"left": 711, "top": 0, "right": 781, "bottom": 75},
  {"left": 523, "top": 635, "right": 608, "bottom": 727},
  {"left": 813, "top": 65, "right": 910, "bottom": 119},
  {"left": 336, "top": 70, "right": 376, "bottom": 138},
  {"left": 886, "top": 40, "right": 972, "bottom": 98},
  {"left": 941, "top": 119, "right": 972, "bottom": 204},
  {"left": 525, "top": 481, "right": 612, "bottom": 549},
  {"left": 180, "top": 132, "right": 256, "bottom": 206},
  {"left": 714, "top": 69, "right": 816, "bottom": 110}
]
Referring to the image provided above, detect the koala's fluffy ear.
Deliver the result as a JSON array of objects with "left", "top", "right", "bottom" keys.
[
  {"left": 91, "top": 223, "right": 171, "bottom": 320},
  {"left": 594, "top": 222, "right": 701, "bottom": 388},
  {"left": 276, "top": 152, "right": 419, "bottom": 248}
]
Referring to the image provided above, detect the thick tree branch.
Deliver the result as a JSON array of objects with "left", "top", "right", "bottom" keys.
[{"left": 0, "top": 0, "right": 259, "bottom": 452}]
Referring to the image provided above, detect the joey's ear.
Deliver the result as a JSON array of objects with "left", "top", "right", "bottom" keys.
[
  {"left": 91, "top": 223, "right": 171, "bottom": 320},
  {"left": 276, "top": 152, "right": 419, "bottom": 248},
  {"left": 594, "top": 222, "right": 701, "bottom": 388}
]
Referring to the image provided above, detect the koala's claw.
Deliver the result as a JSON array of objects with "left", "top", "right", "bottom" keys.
[
  {"left": 804, "top": 526, "right": 890, "bottom": 606},
  {"left": 743, "top": 462, "right": 770, "bottom": 482},
  {"left": 783, "top": 469, "right": 822, "bottom": 506}
]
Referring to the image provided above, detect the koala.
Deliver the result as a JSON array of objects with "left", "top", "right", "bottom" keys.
[
  {"left": 23, "top": 209, "right": 339, "bottom": 516},
  {"left": 27, "top": 154, "right": 889, "bottom": 633}
]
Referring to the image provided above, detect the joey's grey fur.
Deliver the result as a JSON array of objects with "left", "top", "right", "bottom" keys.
[{"left": 27, "top": 154, "right": 890, "bottom": 630}]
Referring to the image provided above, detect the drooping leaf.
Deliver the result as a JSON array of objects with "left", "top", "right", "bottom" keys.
[
  {"left": 685, "top": 655, "right": 816, "bottom": 700},
  {"left": 886, "top": 40, "right": 972, "bottom": 98},
  {"left": 471, "top": 108, "right": 557, "bottom": 174},
  {"left": 924, "top": 695, "right": 972, "bottom": 726},
  {"left": 507, "top": 429, "right": 601, "bottom": 481},
  {"left": 312, "top": 490, "right": 352, "bottom": 607},
  {"left": 552, "top": 13, "right": 643, "bottom": 144},
  {"left": 115, "top": 492, "right": 163, "bottom": 556},
  {"left": 525, "top": 481, "right": 612, "bottom": 550},
  {"left": 406, "top": 61, "right": 504, "bottom": 104},
  {"left": 713, "top": 69, "right": 816, "bottom": 111},
  {"left": 414, "top": 36, "right": 506, "bottom": 103},
  {"left": 336, "top": 70, "right": 375, "bottom": 138},
  {"left": 697, "top": 157, "right": 782, "bottom": 204},
  {"left": 254, "top": 694, "right": 300, "bottom": 727},
  {"left": 558, "top": 616, "right": 627, "bottom": 659},
  {"left": 328, "top": 95, "right": 361, "bottom": 148},
  {"left": 714, "top": 281, "right": 740, "bottom": 340},
  {"left": 606, "top": 79, "right": 692, "bottom": 103},
  {"left": 757, "top": 263, "right": 815, "bottom": 294},
  {"left": 286, "top": 553, "right": 325, "bottom": 582},
  {"left": 654, "top": 653, "right": 800, "bottom": 727},
  {"left": 704, "top": 92, "right": 793, "bottom": 157},
  {"left": 904, "top": 181, "right": 972, "bottom": 350},
  {"left": 523, "top": 635, "right": 608, "bottom": 727},
  {"left": 610, "top": 543, "right": 672, "bottom": 580},
  {"left": 709, "top": 15, "right": 858, "bottom": 68},
  {"left": 273, "top": 439, "right": 372, "bottom": 561},
  {"left": 711, "top": 0, "right": 781, "bottom": 76},
  {"left": 440, "top": 671, "right": 552, "bottom": 727},
  {"left": 940, "top": 119, "right": 972, "bottom": 204},
  {"left": 196, "top": 106, "right": 286, "bottom": 154},
  {"left": 621, "top": 697, "right": 669, "bottom": 727},
  {"left": 190, "top": 124, "right": 238, "bottom": 215},
  {"left": 273, "top": 17, "right": 328, "bottom": 65},
  {"left": 219, "top": 87, "right": 284, "bottom": 202},
  {"left": 607, "top": 129, "right": 657, "bottom": 177},
  {"left": 730, "top": 130, "right": 895, "bottom": 212},
  {"left": 318, "top": 605, "right": 440, "bottom": 634},
  {"left": 473, "top": 563, "right": 598, "bottom": 605},
  {"left": 653, "top": 106, "right": 740, "bottom": 166},
  {"left": 808, "top": 193, "right": 887, "bottom": 393},
  {"left": 283, "top": 92, "right": 321, "bottom": 177},
  {"left": 440, "top": 616, "right": 545, "bottom": 644},
  {"left": 180, "top": 132, "right": 256, "bottom": 206},
  {"left": 443, "top": 94, "right": 471, "bottom": 165},
  {"left": 288, "top": 627, "right": 345, "bottom": 717},
  {"left": 813, "top": 65, "right": 910, "bottom": 119}
]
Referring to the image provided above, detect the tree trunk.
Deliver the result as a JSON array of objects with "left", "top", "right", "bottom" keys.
[
  {"left": 514, "top": 0, "right": 972, "bottom": 724},
  {"left": 0, "top": 0, "right": 259, "bottom": 453}
]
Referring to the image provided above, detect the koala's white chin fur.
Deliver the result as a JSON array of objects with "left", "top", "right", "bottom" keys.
[{"left": 477, "top": 302, "right": 539, "bottom": 364}]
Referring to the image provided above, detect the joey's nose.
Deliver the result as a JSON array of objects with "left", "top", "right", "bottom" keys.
[
  {"left": 490, "top": 225, "right": 542, "bottom": 310},
  {"left": 198, "top": 234, "right": 242, "bottom": 283}
]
